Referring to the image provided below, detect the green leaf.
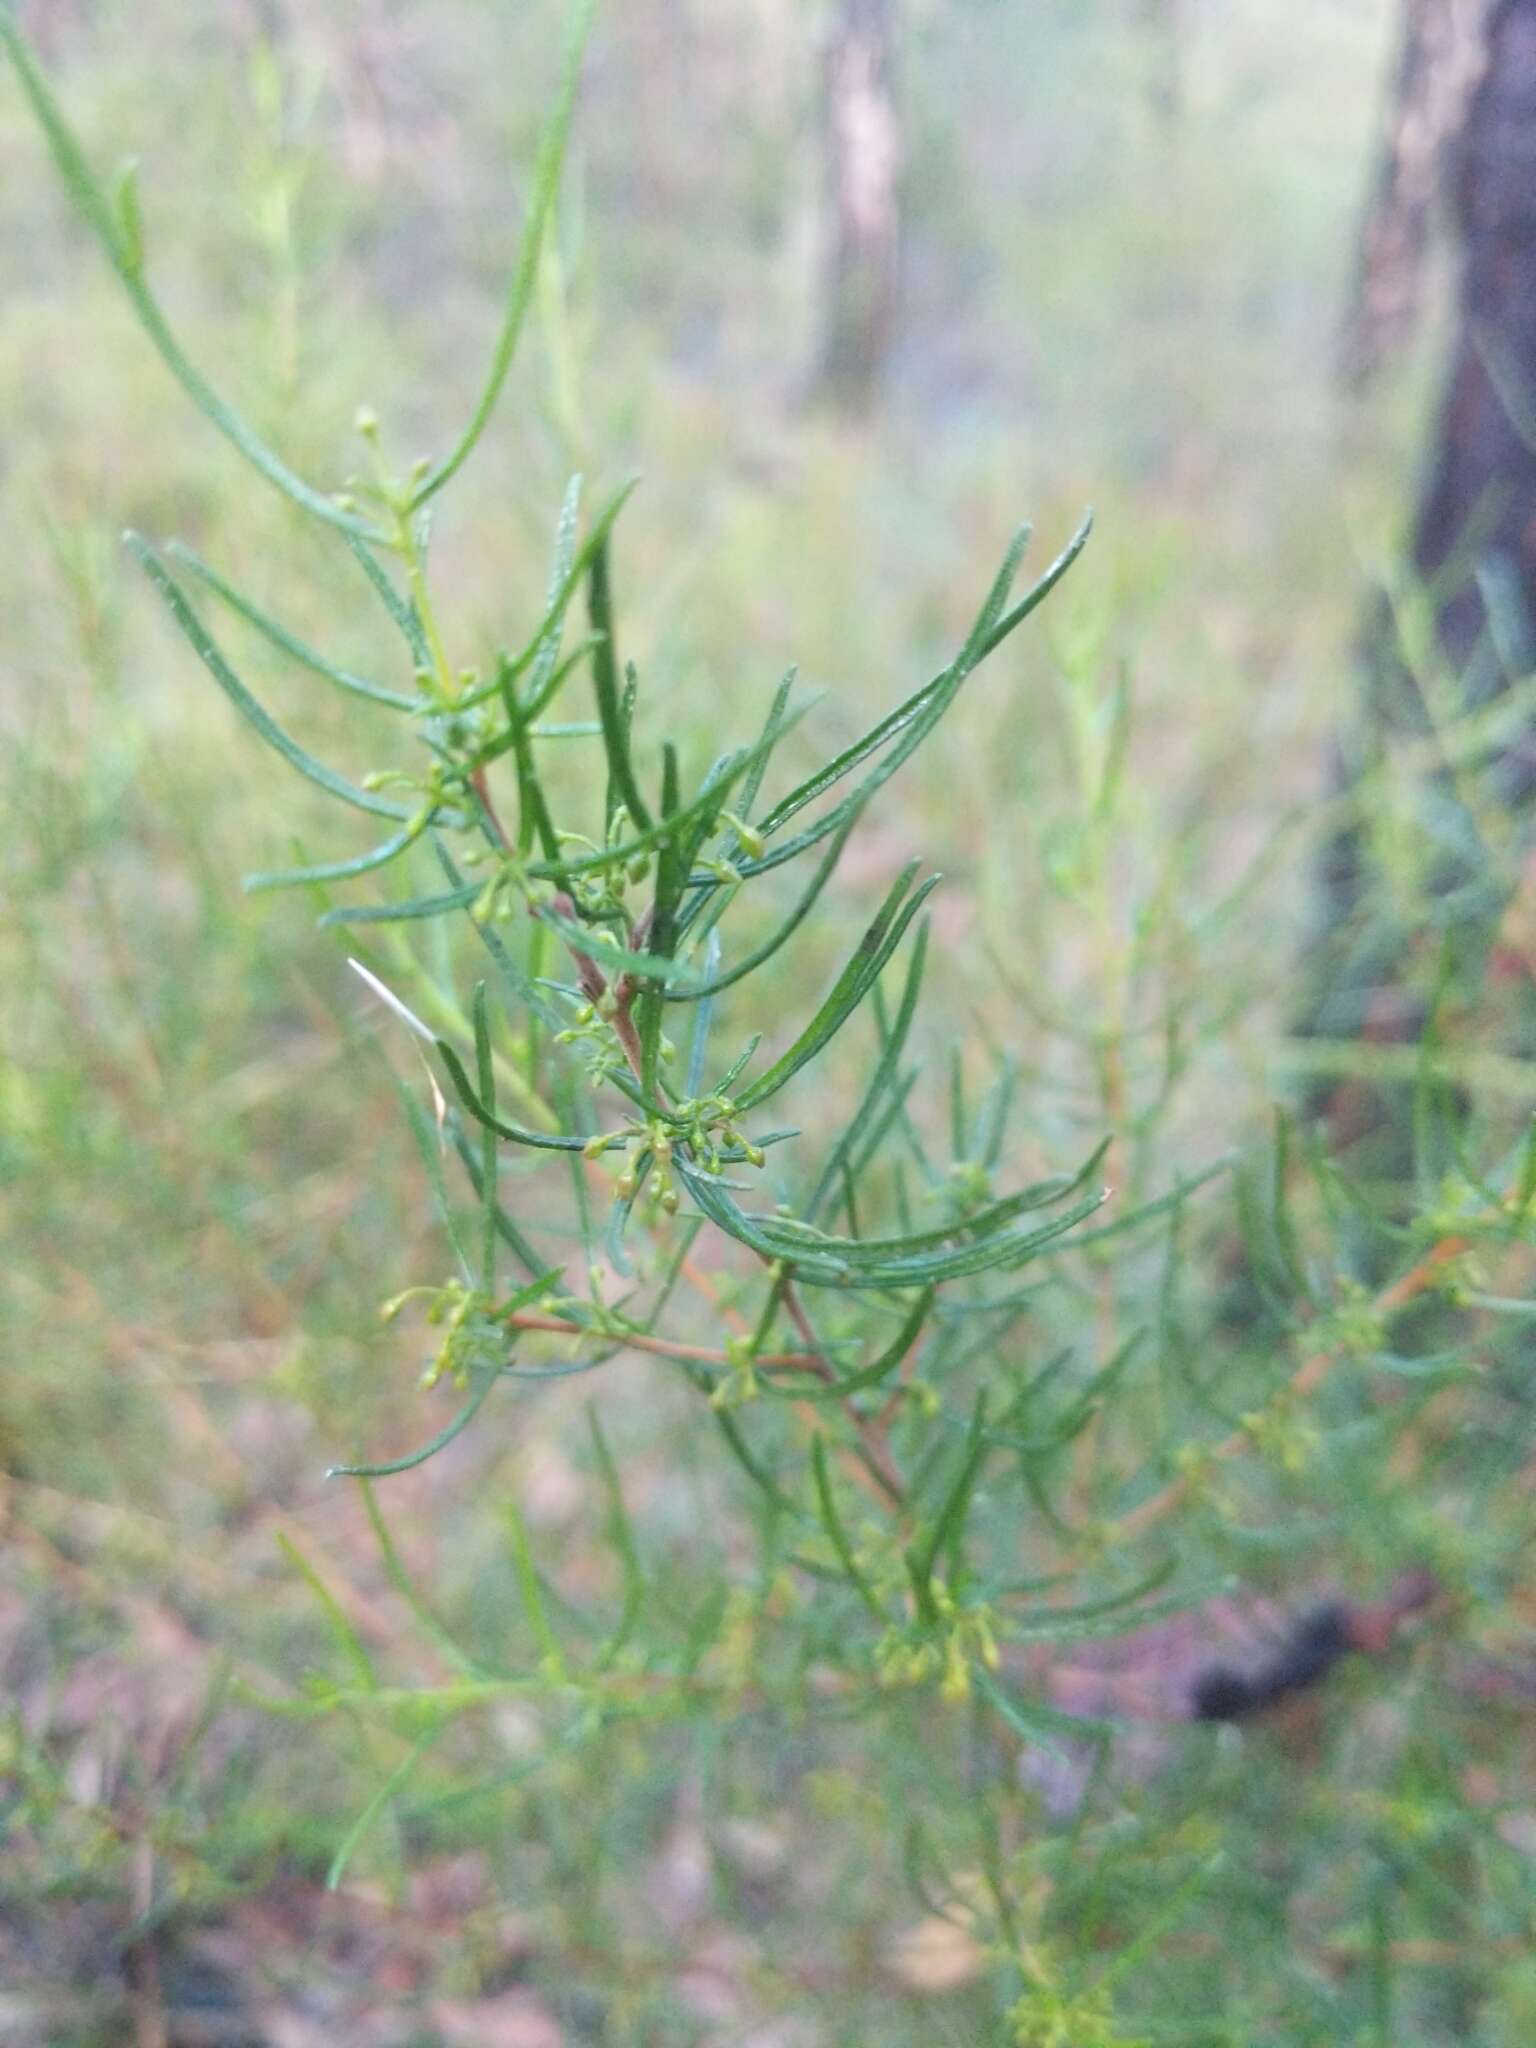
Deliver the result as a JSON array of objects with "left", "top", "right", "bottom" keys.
[
  {"left": 709, "top": 1402, "right": 800, "bottom": 1518},
  {"left": 166, "top": 541, "right": 421, "bottom": 710},
  {"left": 810, "top": 1438, "right": 886, "bottom": 1618},
  {"left": 733, "top": 865, "right": 940, "bottom": 1113},
  {"left": 394, "top": 1068, "right": 473, "bottom": 1282},
  {"left": 774, "top": 1285, "right": 933, "bottom": 1403},
  {"left": 1005, "top": 1572, "right": 1230, "bottom": 1648},
  {"left": 1515, "top": 1115, "right": 1536, "bottom": 1214},
  {"left": 276, "top": 1532, "right": 377, "bottom": 1688},
  {"left": 111, "top": 153, "right": 143, "bottom": 272},
  {"left": 639, "top": 740, "right": 686, "bottom": 1095},
  {"left": 521, "top": 701, "right": 810, "bottom": 885},
  {"left": 436, "top": 840, "right": 561, "bottom": 1031},
  {"left": 677, "top": 1163, "right": 1105, "bottom": 1291},
  {"left": 0, "top": 16, "right": 385, "bottom": 537},
  {"left": 321, "top": 883, "right": 480, "bottom": 926},
  {"left": 358, "top": 1478, "right": 485, "bottom": 1679},
  {"left": 685, "top": 930, "right": 721, "bottom": 1094},
  {"left": 505, "top": 1496, "right": 568, "bottom": 1680},
  {"left": 245, "top": 819, "right": 431, "bottom": 893},
  {"left": 0, "top": 14, "right": 121, "bottom": 250},
  {"left": 342, "top": 531, "right": 432, "bottom": 669},
  {"left": 326, "top": 1371, "right": 501, "bottom": 1481},
  {"left": 496, "top": 667, "right": 563, "bottom": 865},
  {"left": 326, "top": 1724, "right": 445, "bottom": 1891},
  {"left": 536, "top": 904, "right": 707, "bottom": 992},
  {"left": 128, "top": 535, "right": 412, "bottom": 819},
  {"left": 974, "top": 1666, "right": 1120, "bottom": 1748},
  {"left": 751, "top": 514, "right": 1092, "bottom": 852},
  {"left": 498, "top": 477, "right": 640, "bottom": 717},
  {"left": 587, "top": 1409, "right": 646, "bottom": 1669},
  {"left": 806, "top": 917, "right": 930, "bottom": 1222},
  {"left": 905, "top": 1393, "right": 990, "bottom": 1614},
  {"left": 472, "top": 983, "right": 500, "bottom": 1290},
  {"left": 673, "top": 673, "right": 805, "bottom": 956},
  {"left": 669, "top": 803, "right": 862, "bottom": 1004},
  {"left": 435, "top": 1037, "right": 619, "bottom": 1152},
  {"left": 736, "top": 670, "right": 798, "bottom": 823},
  {"left": 450, "top": 1123, "right": 548, "bottom": 1279},
  {"left": 1062, "top": 1154, "right": 1233, "bottom": 1250},
  {"left": 408, "top": 0, "right": 596, "bottom": 508},
  {"left": 772, "top": 1144, "right": 1110, "bottom": 1269},
  {"left": 588, "top": 532, "right": 651, "bottom": 833},
  {"left": 975, "top": 1057, "right": 1019, "bottom": 1174}
]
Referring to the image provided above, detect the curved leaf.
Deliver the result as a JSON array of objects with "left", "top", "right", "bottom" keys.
[
  {"left": 128, "top": 535, "right": 412, "bottom": 819},
  {"left": 166, "top": 542, "right": 420, "bottom": 711}
]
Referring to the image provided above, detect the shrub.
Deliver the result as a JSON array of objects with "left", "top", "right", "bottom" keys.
[{"left": 7, "top": 8, "right": 1536, "bottom": 2041}]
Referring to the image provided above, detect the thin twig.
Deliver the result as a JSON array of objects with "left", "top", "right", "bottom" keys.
[
  {"left": 1114, "top": 1229, "right": 1471, "bottom": 1545},
  {"left": 504, "top": 1311, "right": 821, "bottom": 1372},
  {"left": 783, "top": 1279, "right": 907, "bottom": 1507}
]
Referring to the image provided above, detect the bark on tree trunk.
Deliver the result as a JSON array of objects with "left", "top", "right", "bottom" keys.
[
  {"left": 814, "top": 0, "right": 900, "bottom": 414},
  {"left": 1413, "top": 0, "right": 1536, "bottom": 678},
  {"left": 1306, "top": 0, "right": 1536, "bottom": 1140},
  {"left": 1337, "top": 0, "right": 1487, "bottom": 392}
]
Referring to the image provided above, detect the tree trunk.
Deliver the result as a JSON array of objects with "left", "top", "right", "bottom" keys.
[
  {"left": 1413, "top": 0, "right": 1536, "bottom": 679},
  {"left": 1337, "top": 0, "right": 1487, "bottom": 391},
  {"left": 814, "top": 0, "right": 900, "bottom": 414},
  {"left": 1306, "top": 0, "right": 1536, "bottom": 1146}
]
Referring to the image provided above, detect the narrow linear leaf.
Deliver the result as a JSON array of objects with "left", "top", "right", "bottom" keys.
[
  {"left": 245, "top": 818, "right": 431, "bottom": 893},
  {"left": 810, "top": 1438, "right": 886, "bottom": 1618},
  {"left": 436, "top": 1037, "right": 618, "bottom": 1152},
  {"left": 906, "top": 1394, "right": 990, "bottom": 1605},
  {"left": 778, "top": 1138, "right": 1111, "bottom": 1269},
  {"left": 1059, "top": 1154, "right": 1233, "bottom": 1250},
  {"left": 327, "top": 1366, "right": 500, "bottom": 1479},
  {"left": 523, "top": 701, "right": 810, "bottom": 884},
  {"left": 472, "top": 982, "right": 499, "bottom": 1289},
  {"left": 974, "top": 1666, "right": 1120, "bottom": 1751},
  {"left": 669, "top": 804, "right": 862, "bottom": 1004},
  {"left": 588, "top": 533, "right": 651, "bottom": 832},
  {"left": 0, "top": 19, "right": 384, "bottom": 537},
  {"left": 359, "top": 1478, "right": 484, "bottom": 1678},
  {"left": 537, "top": 905, "right": 707, "bottom": 992},
  {"left": 409, "top": 0, "right": 596, "bottom": 507},
  {"left": 587, "top": 1409, "right": 646, "bottom": 1669},
  {"left": 326, "top": 1725, "right": 444, "bottom": 1891},
  {"left": 343, "top": 531, "right": 432, "bottom": 668},
  {"left": 167, "top": 541, "right": 420, "bottom": 710},
  {"left": 505, "top": 1496, "right": 568, "bottom": 1679},
  {"left": 774, "top": 1285, "right": 933, "bottom": 1403},
  {"left": 755, "top": 513, "right": 1092, "bottom": 844},
  {"left": 677, "top": 1161, "right": 1105, "bottom": 1291},
  {"left": 711, "top": 1403, "right": 800, "bottom": 1517},
  {"left": 276, "top": 1532, "right": 377, "bottom": 1689},
  {"left": 685, "top": 930, "right": 722, "bottom": 1095},
  {"left": 450, "top": 1129, "right": 546, "bottom": 1280},
  {"left": 321, "top": 883, "right": 480, "bottom": 927},
  {"left": 128, "top": 535, "right": 411, "bottom": 819},
  {"left": 673, "top": 511, "right": 1092, "bottom": 926},
  {"left": 504, "top": 478, "right": 640, "bottom": 715},
  {"left": 734, "top": 866, "right": 939, "bottom": 1113},
  {"left": 807, "top": 918, "right": 930, "bottom": 1221}
]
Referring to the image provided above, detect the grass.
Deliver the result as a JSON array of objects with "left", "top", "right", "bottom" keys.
[{"left": 4, "top": 2, "right": 1536, "bottom": 2044}]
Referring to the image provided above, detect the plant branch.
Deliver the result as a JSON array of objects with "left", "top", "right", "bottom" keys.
[{"left": 1113, "top": 1227, "right": 1473, "bottom": 1546}]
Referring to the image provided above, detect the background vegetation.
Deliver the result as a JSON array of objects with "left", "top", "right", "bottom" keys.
[{"left": 3, "top": 2, "right": 1534, "bottom": 2043}]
